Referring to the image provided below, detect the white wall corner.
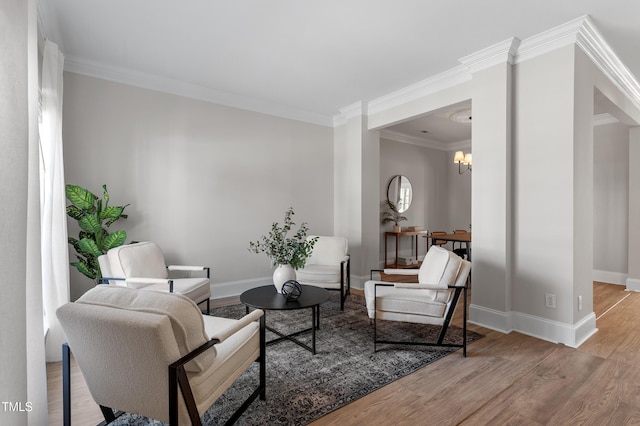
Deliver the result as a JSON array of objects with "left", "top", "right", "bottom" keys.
[
  {"left": 468, "top": 304, "right": 511, "bottom": 333},
  {"left": 593, "top": 269, "right": 627, "bottom": 286},
  {"left": 470, "top": 304, "right": 598, "bottom": 348},
  {"left": 626, "top": 278, "right": 640, "bottom": 292},
  {"left": 510, "top": 311, "right": 597, "bottom": 348},
  {"left": 333, "top": 101, "right": 365, "bottom": 127},
  {"left": 458, "top": 37, "right": 521, "bottom": 74},
  {"left": 593, "top": 113, "right": 619, "bottom": 126}
]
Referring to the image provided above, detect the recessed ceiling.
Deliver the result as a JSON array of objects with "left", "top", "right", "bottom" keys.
[
  {"left": 385, "top": 101, "right": 472, "bottom": 144},
  {"left": 39, "top": 1, "right": 640, "bottom": 125}
]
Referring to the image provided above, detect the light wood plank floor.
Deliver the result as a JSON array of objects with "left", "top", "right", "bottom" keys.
[{"left": 48, "top": 282, "right": 637, "bottom": 425}]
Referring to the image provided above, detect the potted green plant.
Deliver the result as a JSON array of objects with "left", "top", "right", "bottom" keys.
[
  {"left": 381, "top": 199, "right": 407, "bottom": 232},
  {"left": 66, "top": 184, "right": 129, "bottom": 281},
  {"left": 248, "top": 207, "right": 318, "bottom": 293}
]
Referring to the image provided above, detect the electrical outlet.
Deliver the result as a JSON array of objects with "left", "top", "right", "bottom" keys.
[
  {"left": 578, "top": 295, "right": 583, "bottom": 311},
  {"left": 545, "top": 293, "right": 556, "bottom": 309}
]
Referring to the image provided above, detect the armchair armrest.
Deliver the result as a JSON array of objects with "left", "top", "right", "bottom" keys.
[
  {"left": 97, "top": 276, "right": 125, "bottom": 284},
  {"left": 167, "top": 265, "right": 208, "bottom": 272},
  {"left": 125, "top": 277, "right": 175, "bottom": 292},
  {"left": 394, "top": 283, "right": 448, "bottom": 290},
  {"left": 167, "top": 265, "right": 210, "bottom": 279},
  {"left": 208, "top": 309, "right": 264, "bottom": 342}
]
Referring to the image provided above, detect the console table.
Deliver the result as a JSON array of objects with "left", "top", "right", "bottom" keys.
[{"left": 384, "top": 230, "right": 430, "bottom": 268}]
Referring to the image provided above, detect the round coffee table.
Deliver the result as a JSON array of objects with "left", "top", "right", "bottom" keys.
[{"left": 240, "top": 285, "right": 330, "bottom": 354}]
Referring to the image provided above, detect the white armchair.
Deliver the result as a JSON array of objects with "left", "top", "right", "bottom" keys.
[
  {"left": 364, "top": 246, "right": 471, "bottom": 355},
  {"left": 57, "top": 285, "right": 265, "bottom": 426},
  {"left": 296, "top": 236, "right": 350, "bottom": 310},
  {"left": 98, "top": 241, "right": 211, "bottom": 314}
]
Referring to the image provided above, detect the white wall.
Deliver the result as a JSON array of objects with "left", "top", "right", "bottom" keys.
[
  {"left": 1, "top": 1, "right": 30, "bottom": 423},
  {"left": 379, "top": 139, "right": 451, "bottom": 261},
  {"left": 593, "top": 122, "right": 629, "bottom": 281},
  {"left": 62, "top": 73, "right": 335, "bottom": 300},
  {"left": 512, "top": 46, "right": 577, "bottom": 323},
  {"left": 447, "top": 147, "right": 472, "bottom": 231}
]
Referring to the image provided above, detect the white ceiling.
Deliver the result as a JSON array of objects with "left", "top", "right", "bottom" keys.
[{"left": 40, "top": 0, "right": 640, "bottom": 142}]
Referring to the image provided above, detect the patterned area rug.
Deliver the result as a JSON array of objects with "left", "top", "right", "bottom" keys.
[{"left": 112, "top": 292, "right": 481, "bottom": 425}]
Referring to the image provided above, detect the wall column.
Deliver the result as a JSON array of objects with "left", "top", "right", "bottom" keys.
[
  {"left": 627, "top": 127, "right": 640, "bottom": 290},
  {"left": 334, "top": 103, "right": 380, "bottom": 288},
  {"left": 467, "top": 60, "right": 513, "bottom": 330}
]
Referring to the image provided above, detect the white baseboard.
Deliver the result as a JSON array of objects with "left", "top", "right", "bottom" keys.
[
  {"left": 469, "top": 304, "right": 598, "bottom": 348},
  {"left": 209, "top": 277, "right": 270, "bottom": 300},
  {"left": 210, "top": 274, "right": 367, "bottom": 299},
  {"left": 593, "top": 270, "right": 627, "bottom": 285},
  {"left": 626, "top": 278, "right": 640, "bottom": 292}
]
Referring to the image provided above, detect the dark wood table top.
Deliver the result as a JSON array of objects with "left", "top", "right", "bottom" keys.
[
  {"left": 240, "top": 285, "right": 329, "bottom": 311},
  {"left": 428, "top": 232, "right": 472, "bottom": 242}
]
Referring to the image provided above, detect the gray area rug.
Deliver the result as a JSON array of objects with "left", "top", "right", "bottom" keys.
[{"left": 112, "top": 292, "right": 482, "bottom": 425}]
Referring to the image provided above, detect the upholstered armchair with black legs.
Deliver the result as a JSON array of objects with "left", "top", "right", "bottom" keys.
[
  {"left": 98, "top": 241, "right": 211, "bottom": 314},
  {"left": 364, "top": 246, "right": 471, "bottom": 355},
  {"left": 296, "top": 236, "right": 350, "bottom": 310},
  {"left": 57, "top": 285, "right": 265, "bottom": 426}
]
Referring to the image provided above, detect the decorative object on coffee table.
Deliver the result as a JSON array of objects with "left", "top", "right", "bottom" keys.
[
  {"left": 248, "top": 207, "right": 318, "bottom": 293},
  {"left": 282, "top": 280, "right": 302, "bottom": 300}
]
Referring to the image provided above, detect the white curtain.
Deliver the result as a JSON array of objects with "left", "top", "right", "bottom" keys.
[{"left": 39, "top": 39, "right": 70, "bottom": 362}]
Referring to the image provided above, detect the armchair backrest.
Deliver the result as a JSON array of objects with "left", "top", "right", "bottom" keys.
[
  {"left": 56, "top": 285, "right": 213, "bottom": 423},
  {"left": 418, "top": 246, "right": 465, "bottom": 287},
  {"left": 306, "top": 236, "right": 348, "bottom": 265},
  {"left": 107, "top": 241, "right": 169, "bottom": 280}
]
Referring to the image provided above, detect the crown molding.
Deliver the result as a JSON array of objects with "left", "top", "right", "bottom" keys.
[
  {"left": 64, "top": 56, "right": 334, "bottom": 128},
  {"left": 575, "top": 16, "right": 640, "bottom": 111},
  {"left": 380, "top": 129, "right": 471, "bottom": 151},
  {"left": 367, "top": 65, "right": 471, "bottom": 117},
  {"left": 515, "top": 15, "right": 588, "bottom": 65},
  {"left": 459, "top": 37, "right": 521, "bottom": 73},
  {"left": 333, "top": 101, "right": 366, "bottom": 127},
  {"left": 360, "top": 15, "right": 640, "bottom": 128}
]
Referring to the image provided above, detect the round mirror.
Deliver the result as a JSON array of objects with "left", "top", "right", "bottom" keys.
[{"left": 387, "top": 175, "right": 412, "bottom": 213}]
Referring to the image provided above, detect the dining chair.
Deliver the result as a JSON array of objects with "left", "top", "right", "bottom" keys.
[
  {"left": 452, "top": 229, "right": 469, "bottom": 259},
  {"left": 430, "top": 231, "right": 448, "bottom": 249}
]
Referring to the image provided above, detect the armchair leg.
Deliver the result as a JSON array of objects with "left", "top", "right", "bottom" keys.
[
  {"left": 99, "top": 406, "right": 117, "bottom": 424},
  {"left": 62, "top": 343, "right": 71, "bottom": 426}
]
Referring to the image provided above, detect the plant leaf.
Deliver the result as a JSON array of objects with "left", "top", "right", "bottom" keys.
[
  {"left": 66, "top": 205, "right": 85, "bottom": 220},
  {"left": 71, "top": 260, "right": 96, "bottom": 279},
  {"left": 78, "top": 214, "right": 102, "bottom": 233},
  {"left": 103, "top": 230, "right": 126, "bottom": 251},
  {"left": 99, "top": 205, "right": 127, "bottom": 221},
  {"left": 78, "top": 238, "right": 102, "bottom": 257},
  {"left": 66, "top": 184, "right": 97, "bottom": 211}
]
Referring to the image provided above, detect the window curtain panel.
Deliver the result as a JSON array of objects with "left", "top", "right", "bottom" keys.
[{"left": 39, "top": 39, "right": 70, "bottom": 362}]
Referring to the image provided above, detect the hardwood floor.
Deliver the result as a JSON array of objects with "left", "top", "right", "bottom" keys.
[{"left": 48, "top": 282, "right": 637, "bottom": 425}]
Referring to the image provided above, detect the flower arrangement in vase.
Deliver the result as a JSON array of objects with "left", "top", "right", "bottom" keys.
[{"left": 248, "top": 207, "right": 318, "bottom": 292}]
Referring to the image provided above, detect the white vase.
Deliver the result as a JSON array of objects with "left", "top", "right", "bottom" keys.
[{"left": 273, "top": 264, "right": 296, "bottom": 293}]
